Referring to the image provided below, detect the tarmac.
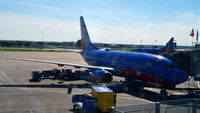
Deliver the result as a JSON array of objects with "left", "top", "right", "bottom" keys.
[{"left": 0, "top": 51, "right": 196, "bottom": 113}]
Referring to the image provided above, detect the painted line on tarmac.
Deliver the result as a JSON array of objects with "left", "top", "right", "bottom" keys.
[
  {"left": 117, "top": 96, "right": 154, "bottom": 104},
  {"left": 30, "top": 109, "right": 33, "bottom": 113},
  {"left": 19, "top": 87, "right": 90, "bottom": 95},
  {"left": 0, "top": 69, "right": 46, "bottom": 112},
  {"left": 0, "top": 78, "right": 8, "bottom": 85},
  {"left": 74, "top": 88, "right": 90, "bottom": 94},
  {"left": 0, "top": 70, "right": 14, "bottom": 85},
  {"left": 0, "top": 70, "right": 8, "bottom": 85},
  {"left": 19, "top": 88, "right": 67, "bottom": 94},
  {"left": 0, "top": 76, "right": 5, "bottom": 85}
]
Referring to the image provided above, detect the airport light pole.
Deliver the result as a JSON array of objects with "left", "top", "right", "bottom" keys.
[
  {"left": 192, "top": 37, "right": 193, "bottom": 47},
  {"left": 197, "top": 29, "right": 198, "bottom": 45},
  {"left": 42, "top": 29, "right": 44, "bottom": 48},
  {"left": 155, "top": 40, "right": 157, "bottom": 48},
  {"left": 140, "top": 40, "right": 142, "bottom": 48}
]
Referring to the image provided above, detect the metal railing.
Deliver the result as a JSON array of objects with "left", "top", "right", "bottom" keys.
[{"left": 111, "top": 98, "right": 200, "bottom": 113}]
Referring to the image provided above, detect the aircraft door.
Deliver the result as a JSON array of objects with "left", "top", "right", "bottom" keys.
[{"left": 148, "top": 60, "right": 156, "bottom": 74}]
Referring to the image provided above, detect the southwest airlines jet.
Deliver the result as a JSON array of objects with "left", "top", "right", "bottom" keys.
[
  {"left": 1, "top": 16, "right": 188, "bottom": 92},
  {"left": 131, "top": 37, "right": 176, "bottom": 55}
]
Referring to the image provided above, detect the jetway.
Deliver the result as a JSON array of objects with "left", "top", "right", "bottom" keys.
[{"left": 162, "top": 49, "right": 200, "bottom": 77}]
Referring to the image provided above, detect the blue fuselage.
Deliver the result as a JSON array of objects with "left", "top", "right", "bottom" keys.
[
  {"left": 131, "top": 48, "right": 167, "bottom": 54},
  {"left": 82, "top": 49, "right": 188, "bottom": 88}
]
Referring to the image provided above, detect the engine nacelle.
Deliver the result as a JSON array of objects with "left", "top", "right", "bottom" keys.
[{"left": 91, "top": 70, "right": 113, "bottom": 83}]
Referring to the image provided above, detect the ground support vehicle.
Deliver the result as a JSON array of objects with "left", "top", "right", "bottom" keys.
[
  {"left": 72, "top": 94, "right": 97, "bottom": 113},
  {"left": 29, "top": 69, "right": 94, "bottom": 83},
  {"left": 29, "top": 71, "right": 42, "bottom": 82}
]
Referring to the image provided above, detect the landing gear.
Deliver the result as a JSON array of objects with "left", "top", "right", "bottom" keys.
[
  {"left": 160, "top": 89, "right": 168, "bottom": 98},
  {"left": 138, "top": 87, "right": 145, "bottom": 98}
]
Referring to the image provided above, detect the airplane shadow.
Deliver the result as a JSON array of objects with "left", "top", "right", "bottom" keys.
[
  {"left": 0, "top": 83, "right": 190, "bottom": 102},
  {"left": 125, "top": 88, "right": 189, "bottom": 102},
  {"left": 0, "top": 83, "right": 92, "bottom": 88}
]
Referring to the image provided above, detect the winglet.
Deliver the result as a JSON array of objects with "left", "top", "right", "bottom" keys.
[{"left": 0, "top": 44, "right": 5, "bottom": 57}]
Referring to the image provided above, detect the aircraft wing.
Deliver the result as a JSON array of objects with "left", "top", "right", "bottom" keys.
[
  {"left": 48, "top": 46, "right": 82, "bottom": 53},
  {"left": 3, "top": 55, "right": 112, "bottom": 70},
  {"left": 0, "top": 46, "right": 112, "bottom": 70},
  {"left": 60, "top": 49, "right": 82, "bottom": 53}
]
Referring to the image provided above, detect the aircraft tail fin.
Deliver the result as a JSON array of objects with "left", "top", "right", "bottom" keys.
[
  {"left": 165, "top": 37, "right": 176, "bottom": 49},
  {"left": 80, "top": 16, "right": 98, "bottom": 50}
]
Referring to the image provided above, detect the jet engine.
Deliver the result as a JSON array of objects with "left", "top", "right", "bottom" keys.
[{"left": 91, "top": 70, "right": 113, "bottom": 83}]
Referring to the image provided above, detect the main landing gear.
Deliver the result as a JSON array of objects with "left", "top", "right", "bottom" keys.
[{"left": 160, "top": 89, "right": 168, "bottom": 98}]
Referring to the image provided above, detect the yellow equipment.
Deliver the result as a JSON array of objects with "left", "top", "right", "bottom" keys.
[{"left": 91, "top": 86, "right": 114, "bottom": 112}]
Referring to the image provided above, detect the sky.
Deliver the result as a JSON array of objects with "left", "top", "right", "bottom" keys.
[{"left": 0, "top": 0, "right": 199, "bottom": 46}]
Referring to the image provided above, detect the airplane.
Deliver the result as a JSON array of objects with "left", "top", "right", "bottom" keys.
[
  {"left": 0, "top": 16, "right": 188, "bottom": 95},
  {"left": 131, "top": 37, "right": 176, "bottom": 55}
]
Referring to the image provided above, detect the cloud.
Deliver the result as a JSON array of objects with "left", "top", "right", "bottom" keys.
[
  {"left": 10, "top": 1, "right": 58, "bottom": 9},
  {"left": 89, "top": 11, "right": 200, "bottom": 45},
  {"left": 90, "top": 22, "right": 195, "bottom": 45},
  {"left": 0, "top": 11, "right": 199, "bottom": 46},
  {"left": 5, "top": 1, "right": 78, "bottom": 18},
  {"left": 0, "top": 12, "right": 80, "bottom": 42},
  {"left": 176, "top": 12, "right": 198, "bottom": 20}
]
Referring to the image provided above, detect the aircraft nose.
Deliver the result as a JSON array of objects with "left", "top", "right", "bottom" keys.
[{"left": 172, "top": 69, "right": 188, "bottom": 85}]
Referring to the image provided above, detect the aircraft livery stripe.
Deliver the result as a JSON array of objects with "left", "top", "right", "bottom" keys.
[
  {"left": 157, "top": 48, "right": 168, "bottom": 55},
  {"left": 118, "top": 68, "right": 172, "bottom": 89}
]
